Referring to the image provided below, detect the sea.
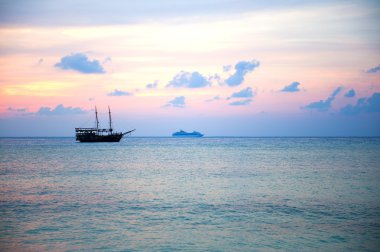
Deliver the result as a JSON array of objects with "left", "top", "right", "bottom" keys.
[{"left": 0, "top": 137, "right": 379, "bottom": 251}]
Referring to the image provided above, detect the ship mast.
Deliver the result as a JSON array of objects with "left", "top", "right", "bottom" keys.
[
  {"left": 108, "top": 106, "right": 113, "bottom": 132},
  {"left": 95, "top": 106, "right": 99, "bottom": 130}
]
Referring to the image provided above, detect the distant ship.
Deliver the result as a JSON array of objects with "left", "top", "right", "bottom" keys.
[
  {"left": 172, "top": 130, "right": 204, "bottom": 137},
  {"left": 75, "top": 106, "right": 135, "bottom": 142}
]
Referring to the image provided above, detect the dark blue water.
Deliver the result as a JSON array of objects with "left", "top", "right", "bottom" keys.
[{"left": 1, "top": 137, "right": 380, "bottom": 251}]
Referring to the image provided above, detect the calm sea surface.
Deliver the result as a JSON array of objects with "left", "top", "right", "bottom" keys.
[{"left": 1, "top": 137, "right": 380, "bottom": 251}]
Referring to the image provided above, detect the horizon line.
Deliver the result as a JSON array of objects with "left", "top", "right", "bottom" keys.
[{"left": 1, "top": 136, "right": 380, "bottom": 138}]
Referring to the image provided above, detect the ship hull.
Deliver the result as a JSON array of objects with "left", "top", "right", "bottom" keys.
[
  {"left": 172, "top": 134, "right": 203, "bottom": 137},
  {"left": 76, "top": 133, "right": 123, "bottom": 142}
]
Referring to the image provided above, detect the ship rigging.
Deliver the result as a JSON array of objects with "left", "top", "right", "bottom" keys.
[{"left": 75, "top": 106, "right": 135, "bottom": 142}]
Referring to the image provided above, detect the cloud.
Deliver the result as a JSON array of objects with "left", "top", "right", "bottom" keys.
[
  {"left": 223, "top": 65, "right": 232, "bottom": 72},
  {"left": 167, "top": 71, "right": 210, "bottom": 88},
  {"left": 229, "top": 99, "right": 252, "bottom": 106},
  {"left": 107, "top": 89, "right": 132, "bottom": 96},
  {"left": 366, "top": 64, "right": 380, "bottom": 74},
  {"left": 103, "top": 57, "right": 112, "bottom": 64},
  {"left": 37, "top": 104, "right": 86, "bottom": 116},
  {"left": 206, "top": 95, "right": 221, "bottom": 102},
  {"left": 0, "top": 1, "right": 321, "bottom": 27},
  {"left": 340, "top": 93, "right": 380, "bottom": 115},
  {"left": 55, "top": 53, "right": 105, "bottom": 74},
  {"left": 281, "top": 81, "right": 300, "bottom": 92},
  {"left": 7, "top": 107, "right": 33, "bottom": 116},
  {"left": 146, "top": 81, "right": 158, "bottom": 89},
  {"left": 304, "top": 87, "right": 342, "bottom": 112},
  {"left": 8, "top": 107, "right": 28, "bottom": 112},
  {"left": 225, "top": 60, "right": 260, "bottom": 86},
  {"left": 230, "top": 87, "right": 254, "bottom": 98},
  {"left": 344, "top": 89, "right": 356, "bottom": 98},
  {"left": 210, "top": 73, "right": 221, "bottom": 81},
  {"left": 165, "top": 96, "right": 186, "bottom": 108},
  {"left": 209, "top": 74, "right": 225, "bottom": 86}
]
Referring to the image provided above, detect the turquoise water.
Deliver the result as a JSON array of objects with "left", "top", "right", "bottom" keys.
[{"left": 1, "top": 137, "right": 380, "bottom": 251}]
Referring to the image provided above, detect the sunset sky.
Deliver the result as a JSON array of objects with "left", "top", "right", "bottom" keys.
[{"left": 0, "top": 0, "right": 379, "bottom": 136}]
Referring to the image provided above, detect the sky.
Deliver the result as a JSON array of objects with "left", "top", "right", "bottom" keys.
[{"left": 0, "top": 0, "right": 379, "bottom": 136}]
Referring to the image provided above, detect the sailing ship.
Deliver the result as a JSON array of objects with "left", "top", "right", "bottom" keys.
[
  {"left": 75, "top": 106, "right": 135, "bottom": 142},
  {"left": 172, "top": 130, "right": 204, "bottom": 137}
]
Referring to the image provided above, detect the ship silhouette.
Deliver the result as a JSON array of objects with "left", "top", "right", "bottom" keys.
[
  {"left": 75, "top": 106, "right": 135, "bottom": 142},
  {"left": 172, "top": 130, "right": 203, "bottom": 137}
]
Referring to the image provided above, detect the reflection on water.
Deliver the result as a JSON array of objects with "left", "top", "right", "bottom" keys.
[{"left": 1, "top": 137, "right": 380, "bottom": 251}]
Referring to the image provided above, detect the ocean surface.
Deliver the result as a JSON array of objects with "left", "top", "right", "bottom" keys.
[{"left": 0, "top": 137, "right": 380, "bottom": 251}]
